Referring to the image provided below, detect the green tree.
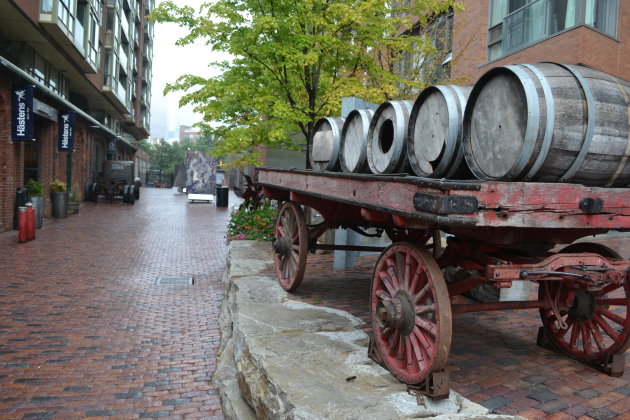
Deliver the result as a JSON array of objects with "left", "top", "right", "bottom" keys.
[
  {"left": 149, "top": 140, "right": 180, "bottom": 177},
  {"left": 151, "top": 0, "right": 462, "bottom": 168}
]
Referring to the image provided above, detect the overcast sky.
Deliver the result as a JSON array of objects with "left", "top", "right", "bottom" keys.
[{"left": 149, "top": 0, "right": 229, "bottom": 140}]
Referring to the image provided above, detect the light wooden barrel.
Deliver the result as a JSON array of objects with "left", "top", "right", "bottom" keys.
[
  {"left": 339, "top": 109, "right": 375, "bottom": 173},
  {"left": 463, "top": 63, "right": 630, "bottom": 186},
  {"left": 408, "top": 84, "right": 473, "bottom": 178},
  {"left": 310, "top": 116, "right": 345, "bottom": 171},
  {"left": 367, "top": 100, "right": 413, "bottom": 174}
]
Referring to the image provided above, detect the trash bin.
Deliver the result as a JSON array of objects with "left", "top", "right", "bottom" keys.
[
  {"left": 13, "top": 188, "right": 27, "bottom": 230},
  {"left": 216, "top": 186, "right": 229, "bottom": 208}
]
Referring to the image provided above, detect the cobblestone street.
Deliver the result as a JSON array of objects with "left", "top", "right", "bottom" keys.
[{"left": 0, "top": 188, "right": 233, "bottom": 419}]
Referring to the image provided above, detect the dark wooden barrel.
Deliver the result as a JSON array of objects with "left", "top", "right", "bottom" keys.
[
  {"left": 310, "top": 117, "right": 345, "bottom": 171},
  {"left": 367, "top": 100, "right": 413, "bottom": 174},
  {"left": 339, "top": 109, "right": 375, "bottom": 173},
  {"left": 408, "top": 84, "right": 473, "bottom": 178},
  {"left": 463, "top": 63, "right": 630, "bottom": 186}
]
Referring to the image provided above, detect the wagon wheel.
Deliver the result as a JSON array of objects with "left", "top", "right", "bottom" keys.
[
  {"left": 539, "top": 242, "right": 630, "bottom": 362},
  {"left": 385, "top": 228, "right": 431, "bottom": 244},
  {"left": 371, "top": 243, "right": 452, "bottom": 384},
  {"left": 273, "top": 202, "right": 308, "bottom": 292}
]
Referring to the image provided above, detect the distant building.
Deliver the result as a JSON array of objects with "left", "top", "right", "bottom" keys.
[
  {"left": 0, "top": 0, "right": 155, "bottom": 232},
  {"left": 179, "top": 125, "right": 202, "bottom": 142}
]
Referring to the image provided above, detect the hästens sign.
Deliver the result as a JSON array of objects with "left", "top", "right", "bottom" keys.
[
  {"left": 58, "top": 110, "right": 76, "bottom": 152},
  {"left": 11, "top": 85, "right": 34, "bottom": 141}
]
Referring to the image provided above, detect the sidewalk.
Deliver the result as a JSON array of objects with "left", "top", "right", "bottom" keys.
[{"left": 0, "top": 188, "right": 235, "bottom": 419}]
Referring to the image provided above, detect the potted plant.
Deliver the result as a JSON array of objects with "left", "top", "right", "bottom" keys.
[
  {"left": 50, "top": 179, "right": 69, "bottom": 219},
  {"left": 68, "top": 188, "right": 81, "bottom": 214},
  {"left": 25, "top": 179, "right": 45, "bottom": 228}
]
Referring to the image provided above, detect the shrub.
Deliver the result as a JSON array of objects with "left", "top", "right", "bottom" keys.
[
  {"left": 25, "top": 179, "right": 44, "bottom": 197},
  {"left": 50, "top": 179, "right": 67, "bottom": 192},
  {"left": 69, "top": 189, "right": 81, "bottom": 202},
  {"left": 228, "top": 200, "right": 276, "bottom": 241}
]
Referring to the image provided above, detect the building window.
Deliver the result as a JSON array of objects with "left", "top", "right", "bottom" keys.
[
  {"left": 488, "top": 0, "right": 618, "bottom": 61},
  {"left": 394, "top": 11, "right": 454, "bottom": 92},
  {"left": 57, "top": 0, "right": 77, "bottom": 36}
]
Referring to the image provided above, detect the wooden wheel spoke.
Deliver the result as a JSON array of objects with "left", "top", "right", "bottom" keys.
[
  {"left": 378, "top": 271, "right": 397, "bottom": 297},
  {"left": 405, "top": 335, "right": 414, "bottom": 366},
  {"left": 580, "top": 322, "right": 593, "bottom": 354},
  {"left": 413, "top": 283, "right": 431, "bottom": 305},
  {"left": 569, "top": 323, "right": 579, "bottom": 348},
  {"left": 382, "top": 327, "right": 395, "bottom": 340},
  {"left": 389, "top": 329, "right": 400, "bottom": 355},
  {"left": 597, "top": 306, "right": 627, "bottom": 326},
  {"left": 415, "top": 304, "right": 436, "bottom": 315},
  {"left": 408, "top": 269, "right": 421, "bottom": 294},
  {"left": 415, "top": 316, "right": 437, "bottom": 337},
  {"left": 376, "top": 291, "right": 391, "bottom": 302},
  {"left": 588, "top": 321, "right": 607, "bottom": 352},
  {"left": 385, "top": 257, "right": 401, "bottom": 291},
  {"left": 402, "top": 253, "right": 414, "bottom": 291},
  {"left": 598, "top": 282, "right": 622, "bottom": 297},
  {"left": 396, "top": 334, "right": 405, "bottom": 361},
  {"left": 592, "top": 313, "right": 620, "bottom": 341},
  {"left": 277, "top": 225, "right": 287, "bottom": 237},
  {"left": 413, "top": 326, "right": 435, "bottom": 357},
  {"left": 597, "top": 298, "right": 629, "bottom": 306},
  {"left": 408, "top": 332, "right": 427, "bottom": 369}
]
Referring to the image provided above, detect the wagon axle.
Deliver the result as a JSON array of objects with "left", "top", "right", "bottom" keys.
[{"left": 375, "top": 291, "right": 416, "bottom": 336}]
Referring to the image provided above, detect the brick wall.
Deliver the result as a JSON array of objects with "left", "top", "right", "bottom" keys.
[
  {"left": 0, "top": 75, "right": 95, "bottom": 233},
  {"left": 452, "top": 0, "right": 630, "bottom": 84}
]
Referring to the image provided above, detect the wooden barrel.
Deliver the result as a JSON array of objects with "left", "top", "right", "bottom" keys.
[
  {"left": 463, "top": 63, "right": 630, "bottom": 186},
  {"left": 339, "top": 109, "right": 375, "bottom": 173},
  {"left": 408, "top": 84, "right": 473, "bottom": 178},
  {"left": 310, "top": 117, "right": 345, "bottom": 171},
  {"left": 367, "top": 100, "right": 413, "bottom": 174}
]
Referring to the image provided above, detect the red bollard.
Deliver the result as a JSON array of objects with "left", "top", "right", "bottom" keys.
[
  {"left": 18, "top": 206, "right": 27, "bottom": 243},
  {"left": 26, "top": 203, "right": 36, "bottom": 241}
]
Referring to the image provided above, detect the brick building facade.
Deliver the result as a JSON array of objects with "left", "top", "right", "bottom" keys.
[
  {"left": 0, "top": 0, "right": 155, "bottom": 232},
  {"left": 450, "top": 0, "right": 628, "bottom": 83}
]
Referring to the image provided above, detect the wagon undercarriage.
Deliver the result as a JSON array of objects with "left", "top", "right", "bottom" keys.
[{"left": 259, "top": 168, "right": 630, "bottom": 398}]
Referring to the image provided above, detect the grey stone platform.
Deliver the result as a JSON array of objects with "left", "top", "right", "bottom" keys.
[{"left": 214, "top": 241, "right": 523, "bottom": 419}]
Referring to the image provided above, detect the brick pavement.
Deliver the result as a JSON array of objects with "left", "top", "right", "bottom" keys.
[
  {"left": 0, "top": 188, "right": 236, "bottom": 419},
  {"left": 271, "top": 234, "right": 630, "bottom": 420}
]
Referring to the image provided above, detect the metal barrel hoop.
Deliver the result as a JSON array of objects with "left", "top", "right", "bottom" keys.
[
  {"left": 444, "top": 84, "right": 469, "bottom": 179},
  {"left": 557, "top": 64, "right": 596, "bottom": 183},
  {"left": 521, "top": 63, "right": 556, "bottom": 181},
  {"left": 503, "top": 64, "right": 541, "bottom": 180}
]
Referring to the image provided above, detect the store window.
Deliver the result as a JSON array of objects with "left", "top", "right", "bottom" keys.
[{"left": 488, "top": 0, "right": 618, "bottom": 61}]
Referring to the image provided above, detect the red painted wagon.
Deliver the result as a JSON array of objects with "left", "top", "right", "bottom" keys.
[{"left": 257, "top": 167, "right": 630, "bottom": 397}]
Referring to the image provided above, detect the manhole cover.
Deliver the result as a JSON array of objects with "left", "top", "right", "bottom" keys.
[{"left": 155, "top": 276, "right": 194, "bottom": 285}]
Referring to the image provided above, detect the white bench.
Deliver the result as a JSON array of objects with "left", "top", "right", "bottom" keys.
[{"left": 187, "top": 193, "right": 214, "bottom": 203}]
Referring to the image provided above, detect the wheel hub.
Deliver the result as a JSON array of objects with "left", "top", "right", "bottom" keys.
[
  {"left": 568, "top": 290, "right": 596, "bottom": 321},
  {"left": 375, "top": 291, "right": 415, "bottom": 336},
  {"left": 274, "top": 237, "right": 292, "bottom": 257}
]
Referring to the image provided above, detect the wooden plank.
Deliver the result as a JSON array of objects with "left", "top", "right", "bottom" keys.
[{"left": 257, "top": 168, "right": 630, "bottom": 230}]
